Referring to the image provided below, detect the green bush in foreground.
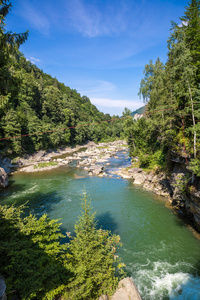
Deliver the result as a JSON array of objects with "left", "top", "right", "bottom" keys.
[
  {"left": 0, "top": 204, "right": 70, "bottom": 299},
  {"left": 0, "top": 194, "right": 125, "bottom": 300}
]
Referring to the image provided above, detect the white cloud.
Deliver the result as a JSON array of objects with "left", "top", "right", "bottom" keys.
[
  {"left": 65, "top": 0, "right": 130, "bottom": 37},
  {"left": 18, "top": 1, "right": 50, "bottom": 35},
  {"left": 91, "top": 97, "right": 140, "bottom": 110},
  {"left": 30, "top": 57, "right": 40, "bottom": 62},
  {"left": 178, "top": 20, "right": 188, "bottom": 27},
  {"left": 80, "top": 80, "right": 116, "bottom": 96},
  {"left": 26, "top": 57, "right": 40, "bottom": 64}
]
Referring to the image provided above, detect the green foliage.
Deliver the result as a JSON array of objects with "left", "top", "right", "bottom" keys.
[
  {"left": 33, "top": 161, "right": 58, "bottom": 169},
  {"left": 123, "top": 0, "right": 200, "bottom": 177},
  {"left": 0, "top": 1, "right": 124, "bottom": 155},
  {"left": 188, "top": 158, "right": 200, "bottom": 176},
  {"left": 0, "top": 195, "right": 126, "bottom": 300},
  {"left": 173, "top": 174, "right": 190, "bottom": 194},
  {"left": 64, "top": 193, "right": 126, "bottom": 300},
  {"left": 0, "top": 204, "right": 70, "bottom": 300}
]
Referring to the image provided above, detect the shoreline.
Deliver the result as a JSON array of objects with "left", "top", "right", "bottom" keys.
[
  {"left": 12, "top": 140, "right": 128, "bottom": 174},
  {"left": 2, "top": 139, "right": 200, "bottom": 240}
]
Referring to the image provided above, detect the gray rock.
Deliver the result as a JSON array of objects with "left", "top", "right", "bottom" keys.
[
  {"left": 111, "top": 277, "right": 142, "bottom": 300},
  {"left": 88, "top": 165, "right": 104, "bottom": 175},
  {"left": 98, "top": 295, "right": 108, "bottom": 300},
  {"left": 57, "top": 158, "right": 64, "bottom": 162},
  {"left": 128, "top": 168, "right": 143, "bottom": 174},
  {"left": 134, "top": 174, "right": 146, "bottom": 185},
  {"left": 0, "top": 168, "right": 8, "bottom": 188}
]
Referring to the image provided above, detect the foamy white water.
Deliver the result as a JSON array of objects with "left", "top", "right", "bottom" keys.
[{"left": 133, "top": 261, "right": 200, "bottom": 300}]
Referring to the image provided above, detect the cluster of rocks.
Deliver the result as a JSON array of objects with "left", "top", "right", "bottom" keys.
[
  {"left": 0, "top": 141, "right": 127, "bottom": 183},
  {"left": 75, "top": 141, "right": 127, "bottom": 176},
  {"left": 115, "top": 167, "right": 172, "bottom": 198},
  {"left": 0, "top": 156, "right": 21, "bottom": 188}
]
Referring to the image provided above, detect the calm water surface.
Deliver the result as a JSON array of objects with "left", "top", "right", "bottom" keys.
[{"left": 1, "top": 152, "right": 200, "bottom": 300}]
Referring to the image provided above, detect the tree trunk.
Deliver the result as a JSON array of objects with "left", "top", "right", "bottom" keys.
[{"left": 187, "top": 79, "right": 196, "bottom": 183}]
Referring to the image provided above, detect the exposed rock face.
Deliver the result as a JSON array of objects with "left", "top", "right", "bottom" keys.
[
  {"left": 0, "top": 275, "right": 6, "bottom": 300},
  {"left": 0, "top": 167, "right": 8, "bottom": 188},
  {"left": 128, "top": 160, "right": 200, "bottom": 233},
  {"left": 98, "top": 278, "right": 142, "bottom": 300},
  {"left": 187, "top": 181, "right": 200, "bottom": 232}
]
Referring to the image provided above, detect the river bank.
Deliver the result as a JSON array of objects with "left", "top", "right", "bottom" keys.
[
  {"left": 1, "top": 139, "right": 200, "bottom": 238},
  {"left": 0, "top": 140, "right": 127, "bottom": 175}
]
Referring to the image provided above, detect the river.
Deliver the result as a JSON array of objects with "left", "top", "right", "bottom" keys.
[{"left": 1, "top": 151, "right": 200, "bottom": 300}]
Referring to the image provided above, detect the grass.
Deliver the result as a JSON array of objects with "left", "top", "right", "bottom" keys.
[{"left": 34, "top": 161, "right": 58, "bottom": 169}]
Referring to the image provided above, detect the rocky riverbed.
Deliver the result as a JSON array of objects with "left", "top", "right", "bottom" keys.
[{"left": 0, "top": 140, "right": 128, "bottom": 176}]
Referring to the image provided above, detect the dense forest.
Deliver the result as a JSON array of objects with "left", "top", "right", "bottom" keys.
[
  {"left": 0, "top": 1, "right": 123, "bottom": 157},
  {"left": 124, "top": 0, "right": 200, "bottom": 180}
]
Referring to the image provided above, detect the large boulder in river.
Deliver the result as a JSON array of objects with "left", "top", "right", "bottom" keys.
[
  {"left": 111, "top": 277, "right": 142, "bottom": 300},
  {"left": 98, "top": 277, "right": 142, "bottom": 300},
  {"left": 88, "top": 165, "right": 104, "bottom": 176},
  {"left": 0, "top": 167, "right": 8, "bottom": 188}
]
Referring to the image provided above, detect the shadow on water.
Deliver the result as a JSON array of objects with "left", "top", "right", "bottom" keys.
[
  {"left": 0, "top": 185, "right": 64, "bottom": 219},
  {"left": 24, "top": 190, "right": 63, "bottom": 216},
  {"left": 95, "top": 211, "right": 118, "bottom": 234},
  {"left": 0, "top": 179, "right": 27, "bottom": 202}
]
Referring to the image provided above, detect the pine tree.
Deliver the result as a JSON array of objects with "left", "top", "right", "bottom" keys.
[
  {"left": 0, "top": 0, "right": 28, "bottom": 109},
  {"left": 65, "top": 192, "right": 125, "bottom": 300},
  {"left": 180, "top": 0, "right": 200, "bottom": 81}
]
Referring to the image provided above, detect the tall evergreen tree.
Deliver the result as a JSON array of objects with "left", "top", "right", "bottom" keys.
[
  {"left": 180, "top": 0, "right": 200, "bottom": 81},
  {"left": 65, "top": 193, "right": 125, "bottom": 300},
  {"left": 0, "top": 0, "right": 28, "bottom": 110}
]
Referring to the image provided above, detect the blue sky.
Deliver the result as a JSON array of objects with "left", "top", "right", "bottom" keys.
[{"left": 6, "top": 0, "right": 189, "bottom": 116}]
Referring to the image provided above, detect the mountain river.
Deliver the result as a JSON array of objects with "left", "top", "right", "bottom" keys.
[{"left": 1, "top": 150, "right": 200, "bottom": 300}]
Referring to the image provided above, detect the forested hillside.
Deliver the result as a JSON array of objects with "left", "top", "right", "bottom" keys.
[
  {"left": 0, "top": 1, "right": 123, "bottom": 156},
  {"left": 131, "top": 106, "right": 146, "bottom": 117},
  {"left": 124, "top": 0, "right": 200, "bottom": 179}
]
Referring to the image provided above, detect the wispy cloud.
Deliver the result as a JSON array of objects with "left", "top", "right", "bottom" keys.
[
  {"left": 17, "top": 1, "right": 50, "bottom": 35},
  {"left": 30, "top": 57, "right": 40, "bottom": 62},
  {"left": 80, "top": 80, "right": 116, "bottom": 96},
  {"left": 26, "top": 56, "right": 41, "bottom": 64},
  {"left": 91, "top": 97, "right": 139, "bottom": 110},
  {"left": 65, "top": 0, "right": 131, "bottom": 37}
]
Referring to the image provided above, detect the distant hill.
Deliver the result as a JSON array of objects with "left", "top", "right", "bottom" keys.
[{"left": 131, "top": 106, "right": 146, "bottom": 117}]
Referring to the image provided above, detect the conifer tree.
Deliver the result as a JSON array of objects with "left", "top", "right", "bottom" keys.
[
  {"left": 65, "top": 192, "right": 125, "bottom": 300},
  {"left": 0, "top": 0, "right": 28, "bottom": 110},
  {"left": 180, "top": 0, "right": 200, "bottom": 81}
]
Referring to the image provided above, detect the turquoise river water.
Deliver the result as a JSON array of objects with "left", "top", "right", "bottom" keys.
[{"left": 1, "top": 151, "right": 200, "bottom": 299}]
